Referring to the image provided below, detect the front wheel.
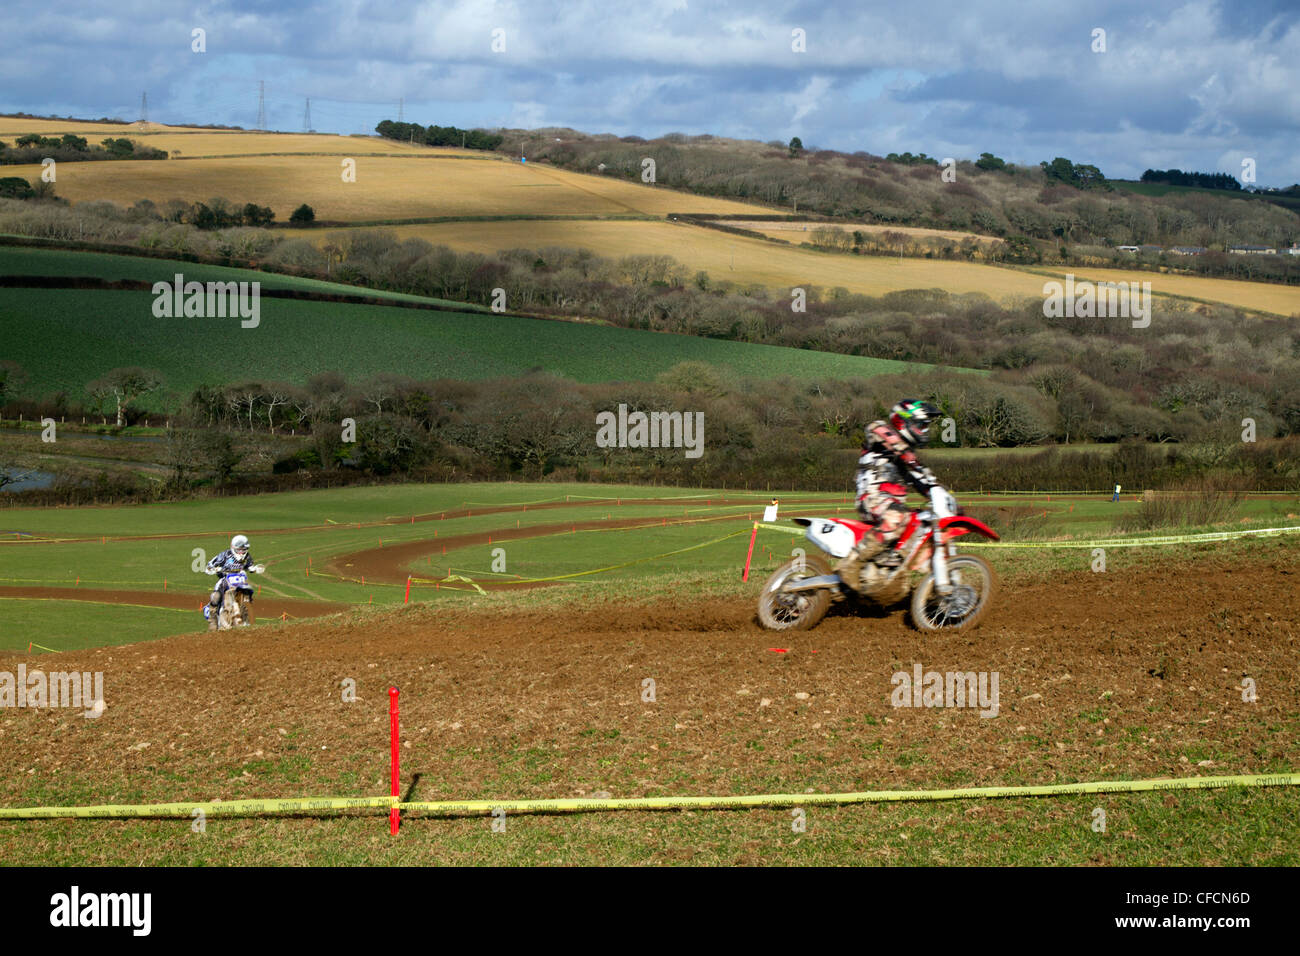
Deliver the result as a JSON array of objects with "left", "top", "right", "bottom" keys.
[
  {"left": 910, "top": 555, "right": 997, "bottom": 632},
  {"left": 757, "top": 555, "right": 833, "bottom": 631},
  {"left": 238, "top": 592, "right": 254, "bottom": 627}
]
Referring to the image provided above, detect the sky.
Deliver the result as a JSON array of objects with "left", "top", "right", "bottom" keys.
[{"left": 2, "top": 0, "right": 1298, "bottom": 185}]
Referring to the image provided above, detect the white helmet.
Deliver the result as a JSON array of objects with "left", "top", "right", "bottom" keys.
[{"left": 231, "top": 534, "right": 250, "bottom": 556}]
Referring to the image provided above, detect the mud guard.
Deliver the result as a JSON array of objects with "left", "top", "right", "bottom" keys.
[{"left": 939, "top": 515, "right": 1000, "bottom": 541}]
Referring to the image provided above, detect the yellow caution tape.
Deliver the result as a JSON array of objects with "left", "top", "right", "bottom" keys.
[
  {"left": 428, "top": 573, "right": 486, "bottom": 594},
  {"left": 0, "top": 796, "right": 394, "bottom": 819},
  {"left": 1, "top": 773, "right": 1295, "bottom": 820},
  {"left": 0, "top": 596, "right": 199, "bottom": 618},
  {"left": 756, "top": 522, "right": 802, "bottom": 534},
  {"left": 400, "top": 772, "right": 1300, "bottom": 814},
  {"left": 754, "top": 522, "right": 1300, "bottom": 549},
  {"left": 962, "top": 525, "right": 1300, "bottom": 549}
]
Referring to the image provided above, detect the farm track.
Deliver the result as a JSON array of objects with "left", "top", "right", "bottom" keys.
[{"left": 0, "top": 547, "right": 1295, "bottom": 823}]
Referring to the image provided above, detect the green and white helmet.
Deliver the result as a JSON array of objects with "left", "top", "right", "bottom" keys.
[{"left": 888, "top": 399, "right": 941, "bottom": 447}]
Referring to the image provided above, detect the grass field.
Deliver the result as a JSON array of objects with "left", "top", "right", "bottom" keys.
[
  {"left": 0, "top": 284, "right": 940, "bottom": 403},
  {"left": 0, "top": 598, "right": 193, "bottom": 651},
  {"left": 7, "top": 786, "right": 1295, "bottom": 866},
  {"left": 3, "top": 480, "right": 1296, "bottom": 648},
  {"left": 0, "top": 244, "right": 488, "bottom": 310}
]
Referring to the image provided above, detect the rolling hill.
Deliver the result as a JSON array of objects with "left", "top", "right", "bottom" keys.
[{"left": 0, "top": 246, "right": 965, "bottom": 403}]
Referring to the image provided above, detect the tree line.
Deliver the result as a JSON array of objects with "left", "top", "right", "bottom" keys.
[
  {"left": 0, "top": 135, "right": 166, "bottom": 165},
  {"left": 1141, "top": 169, "right": 1243, "bottom": 191},
  {"left": 374, "top": 120, "right": 503, "bottom": 150},
  {"left": 5, "top": 364, "right": 1297, "bottom": 506}
]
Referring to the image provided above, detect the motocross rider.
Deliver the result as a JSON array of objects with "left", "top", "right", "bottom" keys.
[
  {"left": 205, "top": 534, "right": 258, "bottom": 630},
  {"left": 834, "top": 400, "right": 943, "bottom": 587}
]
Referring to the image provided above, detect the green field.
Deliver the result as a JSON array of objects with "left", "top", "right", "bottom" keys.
[
  {"left": 0, "top": 243, "right": 489, "bottom": 310},
  {"left": 7, "top": 785, "right": 1296, "bottom": 866},
  {"left": 0, "top": 598, "right": 193, "bottom": 650},
  {"left": 3, "top": 480, "right": 1297, "bottom": 649},
  {"left": 0, "top": 247, "right": 948, "bottom": 401}
]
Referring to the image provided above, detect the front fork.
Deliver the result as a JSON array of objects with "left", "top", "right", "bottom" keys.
[{"left": 931, "top": 530, "right": 954, "bottom": 596}]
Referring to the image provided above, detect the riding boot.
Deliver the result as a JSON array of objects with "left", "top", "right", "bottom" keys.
[{"left": 833, "top": 535, "right": 886, "bottom": 587}]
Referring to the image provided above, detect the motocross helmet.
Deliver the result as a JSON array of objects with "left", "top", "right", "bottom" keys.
[
  {"left": 888, "top": 399, "right": 941, "bottom": 448},
  {"left": 231, "top": 534, "right": 250, "bottom": 558}
]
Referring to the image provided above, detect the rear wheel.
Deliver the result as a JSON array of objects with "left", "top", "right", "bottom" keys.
[
  {"left": 757, "top": 555, "right": 833, "bottom": 631},
  {"left": 910, "top": 555, "right": 997, "bottom": 632}
]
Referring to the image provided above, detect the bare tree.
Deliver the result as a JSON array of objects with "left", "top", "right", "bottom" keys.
[
  {"left": 228, "top": 382, "right": 263, "bottom": 431},
  {"left": 85, "top": 367, "right": 162, "bottom": 427},
  {"left": 261, "top": 384, "right": 290, "bottom": 433}
]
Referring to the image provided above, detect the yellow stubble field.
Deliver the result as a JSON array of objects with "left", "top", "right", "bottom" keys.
[
  {"left": 0, "top": 118, "right": 213, "bottom": 137},
  {"left": 6, "top": 153, "right": 778, "bottom": 221},
  {"left": 0, "top": 119, "right": 465, "bottom": 158},
  {"left": 281, "top": 219, "right": 1300, "bottom": 315},
  {"left": 8, "top": 119, "right": 1295, "bottom": 315}
]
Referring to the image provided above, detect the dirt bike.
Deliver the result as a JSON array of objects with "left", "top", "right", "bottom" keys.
[
  {"left": 757, "top": 487, "right": 999, "bottom": 632},
  {"left": 202, "top": 565, "right": 265, "bottom": 630}
]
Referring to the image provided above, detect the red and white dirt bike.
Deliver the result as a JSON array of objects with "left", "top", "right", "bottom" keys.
[{"left": 757, "top": 487, "right": 999, "bottom": 632}]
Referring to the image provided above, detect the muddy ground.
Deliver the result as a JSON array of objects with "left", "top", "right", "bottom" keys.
[{"left": 0, "top": 548, "right": 1295, "bottom": 815}]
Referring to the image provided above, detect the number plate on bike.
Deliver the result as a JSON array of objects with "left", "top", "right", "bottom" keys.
[{"left": 226, "top": 573, "right": 247, "bottom": 587}]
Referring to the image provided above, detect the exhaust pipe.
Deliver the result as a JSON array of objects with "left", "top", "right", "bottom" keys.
[{"left": 780, "top": 574, "right": 840, "bottom": 593}]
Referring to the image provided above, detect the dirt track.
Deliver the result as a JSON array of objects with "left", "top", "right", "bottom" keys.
[
  {"left": 329, "top": 514, "right": 730, "bottom": 584},
  {"left": 0, "top": 547, "right": 1295, "bottom": 816}
]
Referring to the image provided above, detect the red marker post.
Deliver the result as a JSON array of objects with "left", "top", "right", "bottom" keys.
[
  {"left": 742, "top": 522, "right": 759, "bottom": 581},
  {"left": 389, "top": 687, "right": 400, "bottom": 835},
  {"left": 404, "top": 577, "right": 412, "bottom": 604}
]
